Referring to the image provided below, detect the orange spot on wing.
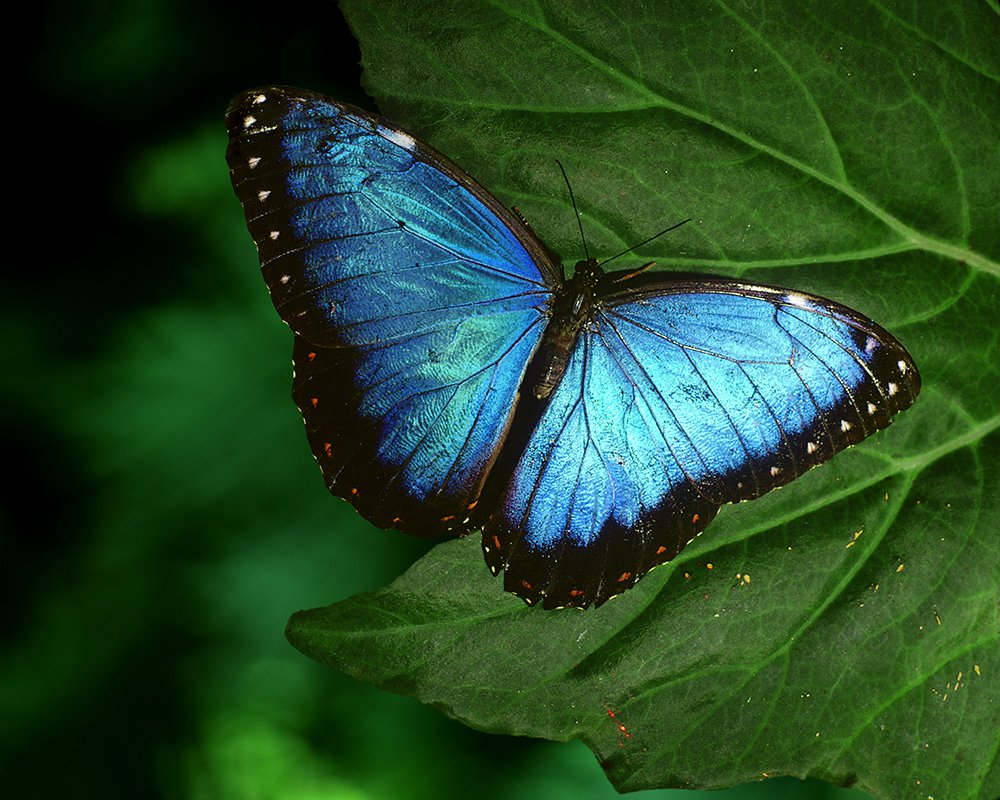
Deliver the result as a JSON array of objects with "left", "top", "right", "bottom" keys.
[
  {"left": 323, "top": 443, "right": 333, "bottom": 457},
  {"left": 617, "top": 572, "right": 632, "bottom": 583},
  {"left": 310, "top": 397, "right": 318, "bottom": 407},
  {"left": 306, "top": 352, "right": 316, "bottom": 361},
  {"left": 656, "top": 545, "right": 667, "bottom": 555},
  {"left": 440, "top": 514, "right": 456, "bottom": 522},
  {"left": 692, "top": 513, "right": 700, "bottom": 524}
]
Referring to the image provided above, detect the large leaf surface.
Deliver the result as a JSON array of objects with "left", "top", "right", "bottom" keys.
[{"left": 286, "top": 2, "right": 999, "bottom": 798}]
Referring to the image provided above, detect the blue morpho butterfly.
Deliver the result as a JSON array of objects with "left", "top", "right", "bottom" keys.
[{"left": 226, "top": 87, "right": 920, "bottom": 610}]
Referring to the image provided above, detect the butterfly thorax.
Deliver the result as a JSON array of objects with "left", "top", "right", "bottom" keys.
[{"left": 531, "top": 259, "right": 605, "bottom": 400}]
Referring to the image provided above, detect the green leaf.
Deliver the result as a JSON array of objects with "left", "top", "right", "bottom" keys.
[{"left": 287, "top": 2, "right": 999, "bottom": 798}]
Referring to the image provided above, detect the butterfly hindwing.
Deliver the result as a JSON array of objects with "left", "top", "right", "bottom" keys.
[
  {"left": 483, "top": 329, "right": 722, "bottom": 608},
  {"left": 226, "top": 88, "right": 557, "bottom": 536},
  {"left": 486, "top": 278, "right": 919, "bottom": 608}
]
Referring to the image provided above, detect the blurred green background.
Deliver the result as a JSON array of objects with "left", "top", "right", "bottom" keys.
[{"left": 2, "top": 2, "right": 876, "bottom": 797}]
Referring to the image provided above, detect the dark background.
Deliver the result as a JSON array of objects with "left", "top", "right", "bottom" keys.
[{"left": 2, "top": 2, "right": 872, "bottom": 797}]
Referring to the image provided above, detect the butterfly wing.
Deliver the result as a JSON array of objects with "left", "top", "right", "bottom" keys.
[
  {"left": 485, "top": 278, "right": 919, "bottom": 608},
  {"left": 226, "top": 88, "right": 557, "bottom": 536}
]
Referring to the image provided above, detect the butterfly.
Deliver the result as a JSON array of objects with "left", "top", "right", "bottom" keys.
[{"left": 225, "top": 87, "right": 920, "bottom": 609}]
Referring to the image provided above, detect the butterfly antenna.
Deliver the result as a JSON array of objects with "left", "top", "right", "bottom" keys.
[
  {"left": 557, "top": 160, "right": 591, "bottom": 262},
  {"left": 600, "top": 218, "right": 692, "bottom": 269}
]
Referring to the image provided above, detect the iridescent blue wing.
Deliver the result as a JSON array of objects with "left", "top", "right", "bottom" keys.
[
  {"left": 226, "top": 88, "right": 557, "bottom": 536},
  {"left": 485, "top": 278, "right": 920, "bottom": 608}
]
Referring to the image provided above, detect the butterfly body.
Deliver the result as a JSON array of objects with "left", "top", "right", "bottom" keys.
[
  {"left": 530, "top": 259, "right": 605, "bottom": 399},
  {"left": 226, "top": 87, "right": 920, "bottom": 609}
]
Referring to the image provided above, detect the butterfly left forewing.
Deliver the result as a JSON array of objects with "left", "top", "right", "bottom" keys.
[{"left": 226, "top": 88, "right": 557, "bottom": 537}]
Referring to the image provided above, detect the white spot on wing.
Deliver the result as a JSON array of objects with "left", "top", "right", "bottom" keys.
[
  {"left": 866, "top": 337, "right": 878, "bottom": 353},
  {"left": 770, "top": 466, "right": 781, "bottom": 477},
  {"left": 784, "top": 293, "right": 815, "bottom": 310},
  {"left": 248, "top": 156, "right": 261, "bottom": 169},
  {"left": 381, "top": 127, "right": 417, "bottom": 151},
  {"left": 279, "top": 275, "right": 291, "bottom": 284},
  {"left": 269, "top": 230, "right": 280, "bottom": 240},
  {"left": 243, "top": 115, "right": 256, "bottom": 129},
  {"left": 888, "top": 382, "right": 898, "bottom": 396},
  {"left": 867, "top": 402, "right": 877, "bottom": 415},
  {"left": 840, "top": 420, "right": 852, "bottom": 432},
  {"left": 807, "top": 441, "right": 818, "bottom": 454},
  {"left": 257, "top": 189, "right": 271, "bottom": 202},
  {"left": 898, "top": 359, "right": 908, "bottom": 374},
  {"left": 252, "top": 93, "right": 267, "bottom": 104}
]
